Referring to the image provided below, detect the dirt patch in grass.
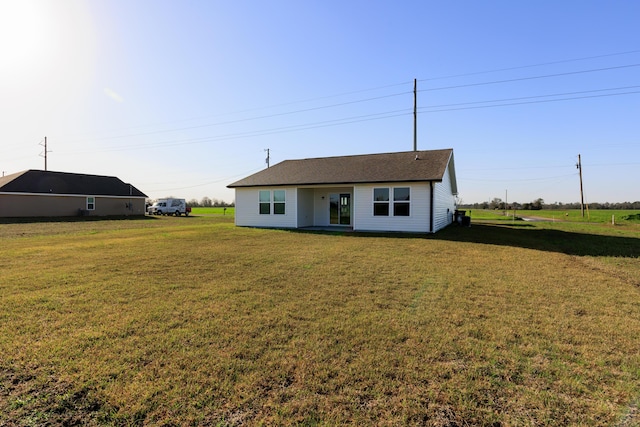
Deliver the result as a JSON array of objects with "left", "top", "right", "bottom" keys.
[{"left": 0, "top": 365, "right": 108, "bottom": 426}]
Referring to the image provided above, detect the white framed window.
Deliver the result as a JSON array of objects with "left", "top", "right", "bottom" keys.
[
  {"left": 393, "top": 187, "right": 410, "bottom": 216},
  {"left": 273, "top": 190, "right": 286, "bottom": 215},
  {"left": 373, "top": 188, "right": 389, "bottom": 216},
  {"left": 86, "top": 197, "right": 95, "bottom": 211},
  {"left": 259, "top": 191, "right": 270, "bottom": 215},
  {"left": 259, "top": 190, "right": 286, "bottom": 215},
  {"left": 373, "top": 187, "right": 410, "bottom": 216}
]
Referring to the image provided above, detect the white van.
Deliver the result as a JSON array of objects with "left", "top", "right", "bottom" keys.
[{"left": 147, "top": 198, "right": 190, "bottom": 216}]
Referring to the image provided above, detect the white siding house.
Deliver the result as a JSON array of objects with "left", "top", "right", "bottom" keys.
[{"left": 228, "top": 149, "right": 458, "bottom": 233}]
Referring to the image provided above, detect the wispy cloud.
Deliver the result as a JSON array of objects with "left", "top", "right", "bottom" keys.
[{"left": 104, "top": 87, "right": 124, "bottom": 103}]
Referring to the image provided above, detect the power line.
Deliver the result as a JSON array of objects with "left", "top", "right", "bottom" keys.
[
  {"left": 57, "top": 91, "right": 410, "bottom": 144},
  {"left": 419, "top": 89, "right": 640, "bottom": 114},
  {"left": 15, "top": 83, "right": 640, "bottom": 158},
  {"left": 419, "top": 63, "right": 640, "bottom": 92},
  {"left": 50, "top": 50, "right": 640, "bottom": 142},
  {"left": 418, "top": 50, "right": 640, "bottom": 82},
  {"left": 141, "top": 167, "right": 263, "bottom": 193},
  {"left": 458, "top": 172, "right": 577, "bottom": 183},
  {"left": 55, "top": 84, "right": 413, "bottom": 141},
  {"left": 43, "top": 85, "right": 640, "bottom": 157},
  {"left": 54, "top": 62, "right": 640, "bottom": 145},
  {"left": 419, "top": 85, "right": 640, "bottom": 110},
  {"left": 56, "top": 109, "right": 413, "bottom": 154},
  {"left": 53, "top": 84, "right": 640, "bottom": 154}
]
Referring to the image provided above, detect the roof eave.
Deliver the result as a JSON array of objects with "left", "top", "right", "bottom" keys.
[{"left": 228, "top": 178, "right": 444, "bottom": 188}]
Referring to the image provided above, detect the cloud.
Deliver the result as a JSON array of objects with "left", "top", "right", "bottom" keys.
[{"left": 104, "top": 87, "right": 124, "bottom": 103}]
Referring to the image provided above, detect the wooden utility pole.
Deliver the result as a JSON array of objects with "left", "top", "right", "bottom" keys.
[
  {"left": 413, "top": 78, "right": 417, "bottom": 151},
  {"left": 265, "top": 148, "right": 270, "bottom": 168},
  {"left": 577, "top": 154, "right": 585, "bottom": 217},
  {"left": 39, "top": 136, "right": 50, "bottom": 171}
]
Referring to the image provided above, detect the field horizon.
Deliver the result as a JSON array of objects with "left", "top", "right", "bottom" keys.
[{"left": 1, "top": 214, "right": 639, "bottom": 425}]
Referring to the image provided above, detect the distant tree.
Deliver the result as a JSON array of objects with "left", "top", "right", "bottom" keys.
[
  {"left": 531, "top": 198, "right": 544, "bottom": 210},
  {"left": 201, "top": 197, "right": 213, "bottom": 207},
  {"left": 187, "top": 198, "right": 200, "bottom": 207},
  {"left": 489, "top": 198, "right": 503, "bottom": 210}
]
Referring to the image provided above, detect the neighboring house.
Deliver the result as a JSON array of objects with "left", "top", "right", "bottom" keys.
[
  {"left": 0, "top": 170, "right": 148, "bottom": 217},
  {"left": 227, "top": 148, "right": 458, "bottom": 233}
]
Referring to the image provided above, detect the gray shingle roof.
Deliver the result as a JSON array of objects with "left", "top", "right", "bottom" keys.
[
  {"left": 0, "top": 170, "right": 147, "bottom": 197},
  {"left": 228, "top": 149, "right": 454, "bottom": 188}
]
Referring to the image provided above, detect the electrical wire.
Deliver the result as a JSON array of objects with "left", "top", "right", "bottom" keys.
[
  {"left": 56, "top": 109, "right": 413, "bottom": 154},
  {"left": 62, "top": 86, "right": 640, "bottom": 155},
  {"left": 419, "top": 63, "right": 640, "bottom": 92},
  {"left": 457, "top": 172, "right": 578, "bottom": 182},
  {"left": 419, "top": 90, "right": 640, "bottom": 114},
  {"left": 419, "top": 50, "right": 640, "bottom": 82},
  {"left": 53, "top": 62, "right": 640, "bottom": 145},
  {"left": 419, "top": 85, "right": 640, "bottom": 110}
]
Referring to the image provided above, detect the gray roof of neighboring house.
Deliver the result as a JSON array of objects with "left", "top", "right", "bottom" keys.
[
  {"left": 0, "top": 170, "right": 148, "bottom": 197},
  {"left": 228, "top": 149, "right": 455, "bottom": 189}
]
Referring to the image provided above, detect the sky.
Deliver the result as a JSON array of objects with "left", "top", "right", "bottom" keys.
[{"left": 1, "top": 0, "right": 639, "bottom": 205}]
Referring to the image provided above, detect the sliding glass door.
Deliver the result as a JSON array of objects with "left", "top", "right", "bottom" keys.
[{"left": 329, "top": 193, "right": 351, "bottom": 225}]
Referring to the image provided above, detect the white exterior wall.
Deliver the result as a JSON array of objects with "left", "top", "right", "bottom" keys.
[
  {"left": 432, "top": 163, "right": 457, "bottom": 232},
  {"left": 309, "top": 187, "right": 352, "bottom": 227},
  {"left": 296, "top": 188, "right": 315, "bottom": 227},
  {"left": 233, "top": 168, "right": 457, "bottom": 233},
  {"left": 234, "top": 187, "right": 298, "bottom": 228},
  {"left": 353, "top": 182, "right": 431, "bottom": 233}
]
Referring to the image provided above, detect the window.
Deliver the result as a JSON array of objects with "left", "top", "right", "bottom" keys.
[
  {"left": 86, "top": 197, "right": 95, "bottom": 211},
  {"left": 259, "top": 190, "right": 286, "bottom": 215},
  {"left": 373, "top": 187, "right": 410, "bottom": 216},
  {"left": 373, "top": 188, "right": 389, "bottom": 216},
  {"left": 259, "top": 191, "right": 270, "bottom": 214},
  {"left": 393, "top": 187, "right": 410, "bottom": 216},
  {"left": 273, "top": 190, "right": 286, "bottom": 215}
]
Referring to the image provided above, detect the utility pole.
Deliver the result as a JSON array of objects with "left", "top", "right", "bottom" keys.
[
  {"left": 577, "top": 154, "right": 585, "bottom": 217},
  {"left": 265, "top": 148, "right": 270, "bottom": 168},
  {"left": 505, "top": 189, "right": 508, "bottom": 216},
  {"left": 413, "top": 78, "right": 417, "bottom": 151},
  {"left": 39, "top": 136, "right": 51, "bottom": 171}
]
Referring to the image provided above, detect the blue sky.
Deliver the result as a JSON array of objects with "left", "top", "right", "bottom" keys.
[{"left": 1, "top": 0, "right": 638, "bottom": 204}]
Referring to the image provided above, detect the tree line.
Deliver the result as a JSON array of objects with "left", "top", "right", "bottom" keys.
[
  {"left": 461, "top": 198, "right": 640, "bottom": 210},
  {"left": 187, "top": 197, "right": 234, "bottom": 208}
]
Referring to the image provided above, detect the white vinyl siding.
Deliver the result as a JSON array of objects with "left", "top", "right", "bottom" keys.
[
  {"left": 235, "top": 188, "right": 297, "bottom": 228},
  {"left": 354, "top": 183, "right": 430, "bottom": 233},
  {"left": 296, "top": 188, "right": 315, "bottom": 228},
  {"left": 432, "top": 162, "right": 457, "bottom": 232}
]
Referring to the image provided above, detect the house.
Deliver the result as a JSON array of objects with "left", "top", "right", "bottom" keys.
[
  {"left": 0, "top": 170, "right": 148, "bottom": 217},
  {"left": 227, "top": 148, "right": 458, "bottom": 233}
]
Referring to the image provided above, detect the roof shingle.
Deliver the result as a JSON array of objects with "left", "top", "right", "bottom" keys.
[
  {"left": 228, "top": 149, "right": 454, "bottom": 188},
  {"left": 0, "top": 170, "right": 147, "bottom": 197}
]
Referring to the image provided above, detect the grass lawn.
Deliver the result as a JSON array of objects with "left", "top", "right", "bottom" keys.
[
  {"left": 189, "top": 207, "right": 235, "bottom": 216},
  {"left": 468, "top": 209, "right": 640, "bottom": 225},
  {"left": 0, "top": 215, "right": 639, "bottom": 425}
]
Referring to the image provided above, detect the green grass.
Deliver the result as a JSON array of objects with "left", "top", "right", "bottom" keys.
[
  {"left": 468, "top": 209, "right": 640, "bottom": 225},
  {"left": 190, "top": 206, "right": 235, "bottom": 216},
  {"left": 0, "top": 216, "right": 639, "bottom": 425}
]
